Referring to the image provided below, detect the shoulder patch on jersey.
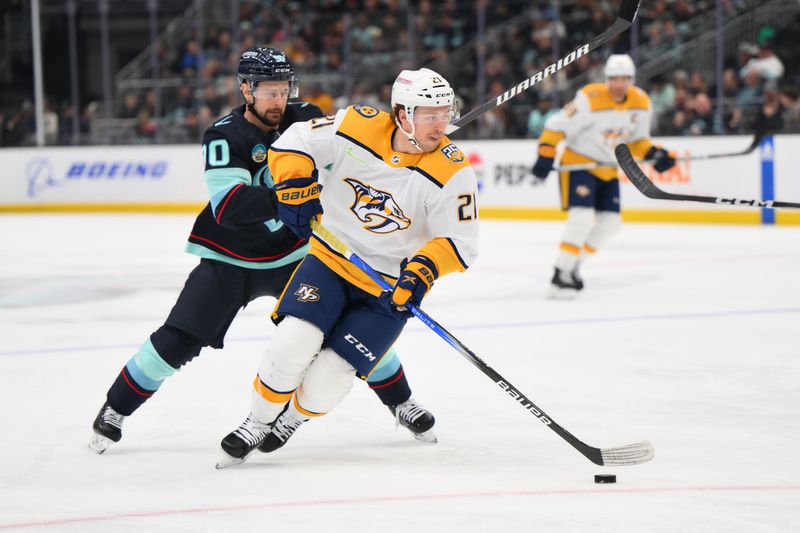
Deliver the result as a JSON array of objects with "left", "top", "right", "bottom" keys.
[
  {"left": 441, "top": 143, "right": 465, "bottom": 163},
  {"left": 414, "top": 138, "right": 472, "bottom": 188},
  {"left": 353, "top": 105, "right": 379, "bottom": 118},
  {"left": 251, "top": 143, "right": 267, "bottom": 163}
]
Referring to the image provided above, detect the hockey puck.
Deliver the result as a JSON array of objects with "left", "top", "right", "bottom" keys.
[{"left": 594, "top": 474, "right": 617, "bottom": 484}]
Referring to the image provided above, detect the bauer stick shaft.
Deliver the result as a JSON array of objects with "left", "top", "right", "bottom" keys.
[
  {"left": 310, "top": 219, "right": 654, "bottom": 466},
  {"left": 445, "top": 0, "right": 642, "bottom": 135},
  {"left": 615, "top": 143, "right": 800, "bottom": 209}
]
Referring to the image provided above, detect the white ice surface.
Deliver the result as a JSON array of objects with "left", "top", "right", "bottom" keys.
[{"left": 0, "top": 214, "right": 798, "bottom": 532}]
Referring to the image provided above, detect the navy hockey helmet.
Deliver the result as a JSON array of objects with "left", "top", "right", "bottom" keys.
[{"left": 237, "top": 47, "right": 298, "bottom": 97}]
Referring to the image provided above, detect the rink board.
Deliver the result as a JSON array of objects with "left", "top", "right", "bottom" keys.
[{"left": 1, "top": 135, "right": 799, "bottom": 225}]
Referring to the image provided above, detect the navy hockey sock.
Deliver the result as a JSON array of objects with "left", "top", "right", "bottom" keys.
[
  {"left": 368, "top": 365, "right": 411, "bottom": 406},
  {"left": 106, "top": 365, "right": 158, "bottom": 416}
]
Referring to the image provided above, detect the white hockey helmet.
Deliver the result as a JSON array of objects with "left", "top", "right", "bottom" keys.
[
  {"left": 391, "top": 68, "right": 459, "bottom": 150},
  {"left": 604, "top": 54, "right": 636, "bottom": 80}
]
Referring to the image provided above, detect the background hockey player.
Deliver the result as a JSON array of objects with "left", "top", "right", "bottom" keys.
[
  {"left": 218, "top": 67, "right": 479, "bottom": 467},
  {"left": 532, "top": 54, "right": 677, "bottom": 298},
  {"left": 90, "top": 47, "right": 435, "bottom": 453}
]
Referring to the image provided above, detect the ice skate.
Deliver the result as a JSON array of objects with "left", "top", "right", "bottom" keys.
[
  {"left": 390, "top": 398, "right": 437, "bottom": 443},
  {"left": 571, "top": 266, "right": 584, "bottom": 291},
  {"left": 89, "top": 402, "right": 125, "bottom": 454},
  {"left": 546, "top": 267, "right": 581, "bottom": 300},
  {"left": 216, "top": 414, "right": 272, "bottom": 469},
  {"left": 257, "top": 410, "right": 309, "bottom": 453}
]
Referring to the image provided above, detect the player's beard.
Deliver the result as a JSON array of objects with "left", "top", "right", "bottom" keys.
[{"left": 248, "top": 101, "right": 284, "bottom": 129}]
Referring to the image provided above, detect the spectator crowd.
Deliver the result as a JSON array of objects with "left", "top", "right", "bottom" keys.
[{"left": 2, "top": 0, "right": 800, "bottom": 146}]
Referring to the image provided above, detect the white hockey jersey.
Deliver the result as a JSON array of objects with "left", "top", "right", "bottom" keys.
[
  {"left": 540, "top": 83, "right": 655, "bottom": 180},
  {"left": 268, "top": 105, "right": 479, "bottom": 296}
]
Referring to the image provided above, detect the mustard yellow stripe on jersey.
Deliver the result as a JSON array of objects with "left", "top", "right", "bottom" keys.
[
  {"left": 308, "top": 237, "right": 397, "bottom": 297},
  {"left": 560, "top": 148, "right": 618, "bottom": 181},
  {"left": 269, "top": 147, "right": 316, "bottom": 183},
  {"left": 559, "top": 171, "right": 570, "bottom": 210},
  {"left": 417, "top": 237, "right": 468, "bottom": 276},
  {"left": 336, "top": 105, "right": 471, "bottom": 188},
  {"left": 581, "top": 83, "right": 651, "bottom": 112},
  {"left": 628, "top": 138, "right": 655, "bottom": 160},
  {"left": 540, "top": 129, "right": 566, "bottom": 147}
]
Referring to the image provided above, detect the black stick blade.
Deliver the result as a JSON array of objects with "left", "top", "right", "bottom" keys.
[{"left": 615, "top": 144, "right": 660, "bottom": 199}]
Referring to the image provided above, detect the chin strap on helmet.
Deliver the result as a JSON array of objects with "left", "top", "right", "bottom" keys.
[
  {"left": 394, "top": 106, "right": 424, "bottom": 152},
  {"left": 390, "top": 67, "right": 456, "bottom": 152}
]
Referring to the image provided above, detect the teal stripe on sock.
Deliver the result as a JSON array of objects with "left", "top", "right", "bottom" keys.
[
  {"left": 130, "top": 339, "right": 177, "bottom": 390},
  {"left": 367, "top": 347, "right": 401, "bottom": 383},
  {"left": 185, "top": 242, "right": 309, "bottom": 269},
  {"left": 126, "top": 359, "right": 162, "bottom": 391}
]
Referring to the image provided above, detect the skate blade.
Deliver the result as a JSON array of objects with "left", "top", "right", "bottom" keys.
[
  {"left": 215, "top": 449, "right": 249, "bottom": 469},
  {"left": 545, "top": 286, "right": 578, "bottom": 300},
  {"left": 88, "top": 433, "right": 113, "bottom": 454},
  {"left": 412, "top": 429, "right": 438, "bottom": 444}
]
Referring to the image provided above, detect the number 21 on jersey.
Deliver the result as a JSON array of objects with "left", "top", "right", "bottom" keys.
[{"left": 457, "top": 193, "right": 478, "bottom": 221}]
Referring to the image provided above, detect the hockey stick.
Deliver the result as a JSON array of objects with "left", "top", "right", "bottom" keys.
[
  {"left": 554, "top": 129, "right": 768, "bottom": 172},
  {"left": 309, "top": 219, "right": 654, "bottom": 466},
  {"left": 445, "top": 0, "right": 642, "bottom": 135},
  {"left": 615, "top": 143, "right": 800, "bottom": 209}
]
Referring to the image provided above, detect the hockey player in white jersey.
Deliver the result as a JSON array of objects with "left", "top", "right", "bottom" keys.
[
  {"left": 532, "top": 54, "right": 677, "bottom": 298},
  {"left": 217, "top": 68, "right": 479, "bottom": 467}
]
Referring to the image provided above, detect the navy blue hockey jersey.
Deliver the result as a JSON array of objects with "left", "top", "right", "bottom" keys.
[{"left": 185, "top": 102, "right": 324, "bottom": 268}]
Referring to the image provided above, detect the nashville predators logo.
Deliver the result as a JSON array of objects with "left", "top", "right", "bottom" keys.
[
  {"left": 344, "top": 178, "right": 411, "bottom": 234},
  {"left": 294, "top": 284, "right": 320, "bottom": 302}
]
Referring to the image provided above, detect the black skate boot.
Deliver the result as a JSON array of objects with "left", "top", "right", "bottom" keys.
[
  {"left": 216, "top": 414, "right": 271, "bottom": 469},
  {"left": 89, "top": 402, "right": 125, "bottom": 454},
  {"left": 571, "top": 267, "right": 584, "bottom": 291},
  {"left": 546, "top": 267, "right": 581, "bottom": 299},
  {"left": 258, "top": 410, "right": 308, "bottom": 453},
  {"left": 389, "top": 398, "right": 437, "bottom": 443}
]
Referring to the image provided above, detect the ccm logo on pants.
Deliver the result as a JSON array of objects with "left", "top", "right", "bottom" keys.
[{"left": 344, "top": 334, "right": 376, "bottom": 361}]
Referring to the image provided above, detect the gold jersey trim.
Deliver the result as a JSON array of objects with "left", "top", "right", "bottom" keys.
[{"left": 336, "top": 106, "right": 471, "bottom": 187}]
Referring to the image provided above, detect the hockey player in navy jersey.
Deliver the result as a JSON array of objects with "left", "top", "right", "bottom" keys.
[
  {"left": 217, "top": 67, "right": 479, "bottom": 467},
  {"left": 90, "top": 47, "right": 435, "bottom": 454}
]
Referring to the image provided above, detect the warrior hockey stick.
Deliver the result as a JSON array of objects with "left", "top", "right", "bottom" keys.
[
  {"left": 556, "top": 129, "right": 768, "bottom": 172},
  {"left": 446, "top": 0, "right": 641, "bottom": 135},
  {"left": 615, "top": 144, "right": 800, "bottom": 209},
  {"left": 310, "top": 219, "right": 654, "bottom": 466}
]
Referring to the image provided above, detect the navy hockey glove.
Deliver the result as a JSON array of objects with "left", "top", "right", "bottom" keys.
[
  {"left": 274, "top": 177, "right": 323, "bottom": 239},
  {"left": 532, "top": 144, "right": 556, "bottom": 181},
  {"left": 646, "top": 146, "right": 676, "bottom": 173},
  {"left": 380, "top": 256, "right": 438, "bottom": 315}
]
